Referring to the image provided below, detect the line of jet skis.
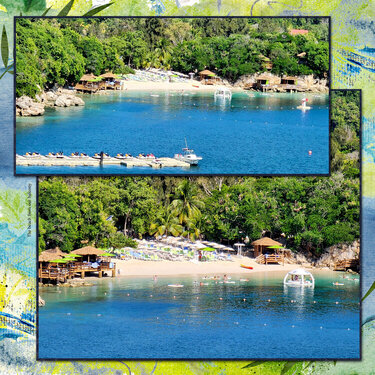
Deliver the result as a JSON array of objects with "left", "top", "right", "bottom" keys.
[{"left": 21, "top": 152, "right": 159, "bottom": 161}]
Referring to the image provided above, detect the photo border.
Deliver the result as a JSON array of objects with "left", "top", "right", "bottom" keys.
[{"left": 14, "top": 15, "right": 331, "bottom": 177}]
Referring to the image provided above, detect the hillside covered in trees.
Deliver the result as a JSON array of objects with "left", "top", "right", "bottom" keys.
[
  {"left": 16, "top": 17, "right": 329, "bottom": 98},
  {"left": 39, "top": 91, "right": 359, "bottom": 258}
]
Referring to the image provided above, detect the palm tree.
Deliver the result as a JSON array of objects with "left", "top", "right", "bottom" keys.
[
  {"left": 149, "top": 211, "right": 183, "bottom": 237},
  {"left": 153, "top": 38, "right": 173, "bottom": 68},
  {"left": 170, "top": 180, "right": 204, "bottom": 226},
  {"left": 182, "top": 216, "right": 201, "bottom": 241}
]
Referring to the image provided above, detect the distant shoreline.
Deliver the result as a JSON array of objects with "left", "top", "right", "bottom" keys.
[{"left": 111, "top": 258, "right": 328, "bottom": 278}]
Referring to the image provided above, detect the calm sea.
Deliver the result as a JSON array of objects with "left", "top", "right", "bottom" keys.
[
  {"left": 16, "top": 91, "right": 329, "bottom": 175},
  {"left": 38, "top": 271, "right": 359, "bottom": 359}
]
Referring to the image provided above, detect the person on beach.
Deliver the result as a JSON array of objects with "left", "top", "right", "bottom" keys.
[
  {"left": 223, "top": 274, "right": 228, "bottom": 282},
  {"left": 153, "top": 275, "right": 158, "bottom": 282}
]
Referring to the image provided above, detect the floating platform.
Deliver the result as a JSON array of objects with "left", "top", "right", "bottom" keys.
[{"left": 16, "top": 155, "right": 191, "bottom": 169}]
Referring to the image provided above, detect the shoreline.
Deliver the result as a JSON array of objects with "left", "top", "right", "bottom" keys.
[
  {"left": 16, "top": 80, "right": 329, "bottom": 117},
  {"left": 110, "top": 258, "right": 322, "bottom": 278}
]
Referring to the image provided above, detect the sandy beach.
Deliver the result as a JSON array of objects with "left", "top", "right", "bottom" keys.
[
  {"left": 113, "top": 257, "right": 304, "bottom": 277},
  {"left": 122, "top": 80, "right": 241, "bottom": 92}
]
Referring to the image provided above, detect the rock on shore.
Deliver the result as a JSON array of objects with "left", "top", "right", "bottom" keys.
[
  {"left": 16, "top": 96, "right": 45, "bottom": 116},
  {"left": 234, "top": 73, "right": 329, "bottom": 93},
  {"left": 16, "top": 88, "right": 85, "bottom": 117},
  {"left": 315, "top": 240, "right": 360, "bottom": 269}
]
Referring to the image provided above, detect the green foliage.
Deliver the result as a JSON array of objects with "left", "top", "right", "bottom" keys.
[
  {"left": 104, "top": 232, "right": 137, "bottom": 249},
  {"left": 331, "top": 90, "right": 361, "bottom": 177},
  {"left": 16, "top": 17, "right": 329, "bottom": 96}
]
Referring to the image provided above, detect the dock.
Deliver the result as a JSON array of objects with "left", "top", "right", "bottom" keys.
[{"left": 16, "top": 155, "right": 191, "bottom": 169}]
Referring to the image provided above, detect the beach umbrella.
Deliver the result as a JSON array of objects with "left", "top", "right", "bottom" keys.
[
  {"left": 215, "top": 244, "right": 226, "bottom": 249},
  {"left": 50, "top": 259, "right": 68, "bottom": 263},
  {"left": 101, "top": 253, "right": 115, "bottom": 257},
  {"left": 222, "top": 246, "right": 235, "bottom": 252},
  {"left": 65, "top": 254, "right": 81, "bottom": 258},
  {"left": 202, "top": 247, "right": 215, "bottom": 252},
  {"left": 194, "top": 242, "right": 207, "bottom": 249}
]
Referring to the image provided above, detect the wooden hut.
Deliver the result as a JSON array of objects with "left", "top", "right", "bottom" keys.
[
  {"left": 252, "top": 237, "right": 282, "bottom": 257},
  {"left": 100, "top": 72, "right": 121, "bottom": 90},
  {"left": 71, "top": 246, "right": 116, "bottom": 278},
  {"left": 281, "top": 76, "right": 298, "bottom": 85},
  {"left": 254, "top": 74, "right": 280, "bottom": 91},
  {"left": 75, "top": 73, "right": 105, "bottom": 93},
  {"left": 199, "top": 70, "right": 220, "bottom": 85},
  {"left": 38, "top": 248, "right": 70, "bottom": 283},
  {"left": 280, "top": 76, "right": 299, "bottom": 92}
]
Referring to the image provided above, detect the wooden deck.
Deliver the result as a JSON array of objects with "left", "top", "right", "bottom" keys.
[
  {"left": 39, "top": 262, "right": 116, "bottom": 283},
  {"left": 255, "top": 253, "right": 284, "bottom": 265}
]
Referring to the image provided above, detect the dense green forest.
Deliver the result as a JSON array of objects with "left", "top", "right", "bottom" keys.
[
  {"left": 16, "top": 17, "right": 329, "bottom": 98},
  {"left": 39, "top": 91, "right": 359, "bottom": 258}
]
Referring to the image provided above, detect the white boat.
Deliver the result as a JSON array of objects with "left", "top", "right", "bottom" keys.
[
  {"left": 283, "top": 268, "right": 315, "bottom": 288},
  {"left": 174, "top": 139, "right": 202, "bottom": 165},
  {"left": 214, "top": 87, "right": 232, "bottom": 100}
]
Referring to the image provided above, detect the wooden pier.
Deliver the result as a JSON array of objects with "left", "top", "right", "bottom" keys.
[
  {"left": 39, "top": 262, "right": 116, "bottom": 282},
  {"left": 16, "top": 155, "right": 191, "bottom": 169}
]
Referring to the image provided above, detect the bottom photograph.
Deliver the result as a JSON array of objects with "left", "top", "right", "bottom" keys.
[{"left": 37, "top": 174, "right": 360, "bottom": 360}]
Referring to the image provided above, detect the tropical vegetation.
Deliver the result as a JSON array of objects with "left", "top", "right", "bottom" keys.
[{"left": 16, "top": 17, "right": 329, "bottom": 98}]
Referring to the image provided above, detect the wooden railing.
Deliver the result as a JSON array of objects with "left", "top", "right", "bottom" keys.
[
  {"left": 255, "top": 253, "right": 284, "bottom": 265},
  {"left": 256, "top": 254, "right": 265, "bottom": 264}
]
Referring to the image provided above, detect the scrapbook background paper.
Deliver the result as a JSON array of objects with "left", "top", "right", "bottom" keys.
[{"left": 1, "top": 0, "right": 375, "bottom": 373}]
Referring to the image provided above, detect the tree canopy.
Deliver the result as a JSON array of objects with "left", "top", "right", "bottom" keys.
[{"left": 16, "top": 17, "right": 329, "bottom": 97}]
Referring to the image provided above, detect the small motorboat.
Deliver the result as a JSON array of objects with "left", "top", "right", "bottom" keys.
[
  {"left": 284, "top": 268, "right": 315, "bottom": 288},
  {"left": 174, "top": 138, "right": 202, "bottom": 165},
  {"left": 240, "top": 264, "right": 253, "bottom": 270},
  {"left": 333, "top": 282, "right": 344, "bottom": 286}
]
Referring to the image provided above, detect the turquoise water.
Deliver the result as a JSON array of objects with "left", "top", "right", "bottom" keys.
[
  {"left": 363, "top": 197, "right": 375, "bottom": 322},
  {"left": 16, "top": 91, "right": 329, "bottom": 175},
  {"left": 38, "top": 271, "right": 359, "bottom": 359}
]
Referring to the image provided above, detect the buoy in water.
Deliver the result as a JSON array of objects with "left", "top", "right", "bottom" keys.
[
  {"left": 297, "top": 97, "right": 311, "bottom": 110},
  {"left": 308, "top": 150, "right": 312, "bottom": 155}
]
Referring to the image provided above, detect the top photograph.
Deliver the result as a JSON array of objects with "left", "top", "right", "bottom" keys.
[{"left": 14, "top": 17, "right": 330, "bottom": 176}]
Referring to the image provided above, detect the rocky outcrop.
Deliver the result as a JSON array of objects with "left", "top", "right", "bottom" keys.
[
  {"left": 16, "top": 88, "right": 85, "bottom": 116},
  {"left": 16, "top": 96, "right": 45, "bottom": 116},
  {"left": 315, "top": 240, "right": 360, "bottom": 270}
]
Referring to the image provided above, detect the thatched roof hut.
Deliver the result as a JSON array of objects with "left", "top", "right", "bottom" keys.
[
  {"left": 281, "top": 76, "right": 298, "bottom": 85},
  {"left": 251, "top": 237, "right": 282, "bottom": 257},
  {"left": 72, "top": 246, "right": 105, "bottom": 256},
  {"left": 100, "top": 72, "right": 118, "bottom": 79},
  {"left": 72, "top": 246, "right": 105, "bottom": 262},
  {"left": 79, "top": 73, "right": 98, "bottom": 82},
  {"left": 39, "top": 248, "right": 65, "bottom": 262}
]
